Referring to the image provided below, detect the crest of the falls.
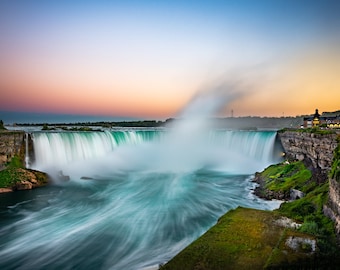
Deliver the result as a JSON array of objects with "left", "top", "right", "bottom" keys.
[
  {"left": 1, "top": 86, "right": 284, "bottom": 269},
  {"left": 0, "top": 128, "right": 283, "bottom": 270},
  {"left": 31, "top": 129, "right": 279, "bottom": 178}
]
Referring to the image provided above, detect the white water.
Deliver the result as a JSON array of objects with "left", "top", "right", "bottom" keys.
[
  {"left": 0, "top": 129, "right": 282, "bottom": 270},
  {"left": 0, "top": 90, "right": 283, "bottom": 269},
  {"left": 31, "top": 129, "right": 278, "bottom": 177}
]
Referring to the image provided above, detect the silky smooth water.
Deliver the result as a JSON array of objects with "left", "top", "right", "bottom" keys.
[{"left": 0, "top": 129, "right": 282, "bottom": 270}]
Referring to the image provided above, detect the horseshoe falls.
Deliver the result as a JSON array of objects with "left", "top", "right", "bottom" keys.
[{"left": 0, "top": 129, "right": 283, "bottom": 270}]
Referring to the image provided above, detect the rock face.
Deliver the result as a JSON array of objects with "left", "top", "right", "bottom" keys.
[
  {"left": 0, "top": 131, "right": 25, "bottom": 169},
  {"left": 278, "top": 131, "right": 338, "bottom": 183},
  {"left": 0, "top": 131, "right": 48, "bottom": 192},
  {"left": 325, "top": 179, "right": 340, "bottom": 235},
  {"left": 253, "top": 172, "right": 289, "bottom": 200},
  {"left": 276, "top": 130, "right": 340, "bottom": 240},
  {"left": 0, "top": 167, "right": 48, "bottom": 192}
]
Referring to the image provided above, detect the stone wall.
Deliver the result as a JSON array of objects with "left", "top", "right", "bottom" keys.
[
  {"left": 0, "top": 131, "right": 25, "bottom": 169},
  {"left": 278, "top": 131, "right": 338, "bottom": 183}
]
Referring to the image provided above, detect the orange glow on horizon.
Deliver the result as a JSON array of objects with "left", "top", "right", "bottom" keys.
[{"left": 1, "top": 40, "right": 339, "bottom": 119}]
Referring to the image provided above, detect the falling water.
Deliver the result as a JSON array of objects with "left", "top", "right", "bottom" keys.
[
  {"left": 0, "top": 129, "right": 282, "bottom": 270},
  {"left": 0, "top": 88, "right": 283, "bottom": 269},
  {"left": 24, "top": 133, "right": 29, "bottom": 168}
]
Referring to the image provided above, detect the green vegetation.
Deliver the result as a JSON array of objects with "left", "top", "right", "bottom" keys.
[
  {"left": 163, "top": 159, "right": 339, "bottom": 269},
  {"left": 60, "top": 126, "right": 101, "bottom": 131},
  {"left": 41, "top": 124, "right": 102, "bottom": 131},
  {"left": 42, "top": 123, "right": 52, "bottom": 130},
  {"left": 279, "top": 127, "right": 336, "bottom": 135},
  {"left": 0, "top": 120, "right": 6, "bottom": 130},
  {"left": 0, "top": 154, "right": 47, "bottom": 189},
  {"left": 0, "top": 154, "right": 24, "bottom": 188},
  {"left": 0, "top": 167, "right": 48, "bottom": 189},
  {"left": 277, "top": 183, "right": 337, "bottom": 255},
  {"left": 162, "top": 208, "right": 320, "bottom": 269},
  {"left": 13, "top": 116, "right": 304, "bottom": 129},
  {"left": 330, "top": 136, "right": 340, "bottom": 181},
  {"left": 258, "top": 160, "right": 337, "bottom": 255},
  {"left": 260, "top": 160, "right": 337, "bottom": 257},
  {"left": 18, "top": 120, "right": 168, "bottom": 128},
  {"left": 261, "top": 161, "right": 313, "bottom": 194},
  {"left": 7, "top": 155, "right": 24, "bottom": 168}
]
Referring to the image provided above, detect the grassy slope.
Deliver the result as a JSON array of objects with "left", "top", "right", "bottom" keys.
[
  {"left": 162, "top": 207, "right": 319, "bottom": 270},
  {"left": 163, "top": 160, "right": 339, "bottom": 269},
  {"left": 262, "top": 161, "right": 314, "bottom": 194}
]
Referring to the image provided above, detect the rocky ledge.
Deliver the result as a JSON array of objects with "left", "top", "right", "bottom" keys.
[
  {"left": 278, "top": 130, "right": 338, "bottom": 183},
  {"left": 252, "top": 161, "right": 312, "bottom": 201},
  {"left": 253, "top": 171, "right": 288, "bottom": 200},
  {"left": 0, "top": 167, "right": 48, "bottom": 193}
]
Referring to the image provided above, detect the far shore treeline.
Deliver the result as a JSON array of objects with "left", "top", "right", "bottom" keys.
[
  {"left": 2, "top": 109, "right": 340, "bottom": 130},
  {"left": 9, "top": 116, "right": 304, "bottom": 129}
]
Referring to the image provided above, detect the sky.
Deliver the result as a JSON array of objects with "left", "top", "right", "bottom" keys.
[{"left": 1, "top": 0, "right": 340, "bottom": 122}]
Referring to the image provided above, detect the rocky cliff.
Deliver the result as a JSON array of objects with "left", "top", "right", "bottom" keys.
[
  {"left": 0, "top": 131, "right": 45, "bottom": 192},
  {"left": 324, "top": 138, "right": 340, "bottom": 236},
  {"left": 325, "top": 179, "right": 340, "bottom": 235},
  {"left": 278, "top": 130, "right": 338, "bottom": 183},
  {"left": 0, "top": 131, "right": 25, "bottom": 170},
  {"left": 278, "top": 130, "right": 340, "bottom": 239}
]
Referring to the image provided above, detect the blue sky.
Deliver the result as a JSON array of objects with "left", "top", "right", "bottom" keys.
[{"left": 1, "top": 0, "right": 339, "bottom": 122}]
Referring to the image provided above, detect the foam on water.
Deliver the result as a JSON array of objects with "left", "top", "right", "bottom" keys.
[{"left": 0, "top": 88, "right": 283, "bottom": 269}]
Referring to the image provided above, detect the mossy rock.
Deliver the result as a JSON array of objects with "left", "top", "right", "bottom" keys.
[
  {"left": 0, "top": 167, "right": 48, "bottom": 190},
  {"left": 253, "top": 161, "right": 313, "bottom": 200},
  {"left": 0, "top": 154, "right": 48, "bottom": 191}
]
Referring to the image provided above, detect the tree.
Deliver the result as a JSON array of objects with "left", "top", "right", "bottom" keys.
[{"left": 0, "top": 120, "right": 6, "bottom": 130}]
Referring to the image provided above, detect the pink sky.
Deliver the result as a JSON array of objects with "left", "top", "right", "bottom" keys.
[{"left": 1, "top": 1, "right": 339, "bottom": 119}]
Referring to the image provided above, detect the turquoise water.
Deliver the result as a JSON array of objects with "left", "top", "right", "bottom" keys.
[{"left": 0, "top": 130, "right": 282, "bottom": 269}]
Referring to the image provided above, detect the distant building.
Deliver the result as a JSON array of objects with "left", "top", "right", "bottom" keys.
[{"left": 303, "top": 109, "right": 340, "bottom": 128}]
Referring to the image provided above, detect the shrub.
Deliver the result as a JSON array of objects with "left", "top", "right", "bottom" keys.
[{"left": 0, "top": 120, "right": 6, "bottom": 130}]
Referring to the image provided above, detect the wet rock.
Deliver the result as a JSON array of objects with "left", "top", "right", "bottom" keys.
[{"left": 16, "top": 180, "right": 33, "bottom": 190}]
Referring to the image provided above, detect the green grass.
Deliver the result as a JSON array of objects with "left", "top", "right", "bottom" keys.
[
  {"left": 161, "top": 208, "right": 285, "bottom": 270},
  {"left": 0, "top": 167, "right": 48, "bottom": 189},
  {"left": 0, "top": 167, "right": 21, "bottom": 188},
  {"left": 261, "top": 160, "right": 337, "bottom": 255},
  {"left": 330, "top": 136, "right": 340, "bottom": 181},
  {"left": 279, "top": 127, "right": 336, "bottom": 135},
  {"left": 276, "top": 181, "right": 337, "bottom": 255},
  {"left": 0, "top": 155, "right": 48, "bottom": 189},
  {"left": 161, "top": 208, "right": 324, "bottom": 270},
  {"left": 163, "top": 134, "right": 340, "bottom": 269},
  {"left": 261, "top": 161, "right": 313, "bottom": 194},
  {"left": 7, "top": 155, "right": 24, "bottom": 168}
]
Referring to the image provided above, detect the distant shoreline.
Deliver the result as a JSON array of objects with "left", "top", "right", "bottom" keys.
[{"left": 5, "top": 116, "right": 306, "bottom": 130}]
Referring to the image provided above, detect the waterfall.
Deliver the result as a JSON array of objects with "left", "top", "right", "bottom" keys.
[
  {"left": 31, "top": 130, "right": 279, "bottom": 175},
  {"left": 25, "top": 132, "right": 29, "bottom": 168},
  {"left": 31, "top": 130, "right": 162, "bottom": 169},
  {"left": 1, "top": 91, "right": 285, "bottom": 270},
  {"left": 2, "top": 129, "right": 282, "bottom": 270}
]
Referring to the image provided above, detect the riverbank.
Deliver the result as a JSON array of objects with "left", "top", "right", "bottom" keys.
[
  {"left": 161, "top": 207, "right": 323, "bottom": 269},
  {"left": 0, "top": 131, "right": 48, "bottom": 192},
  {"left": 0, "top": 166, "right": 48, "bottom": 192},
  {"left": 162, "top": 158, "right": 340, "bottom": 269}
]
